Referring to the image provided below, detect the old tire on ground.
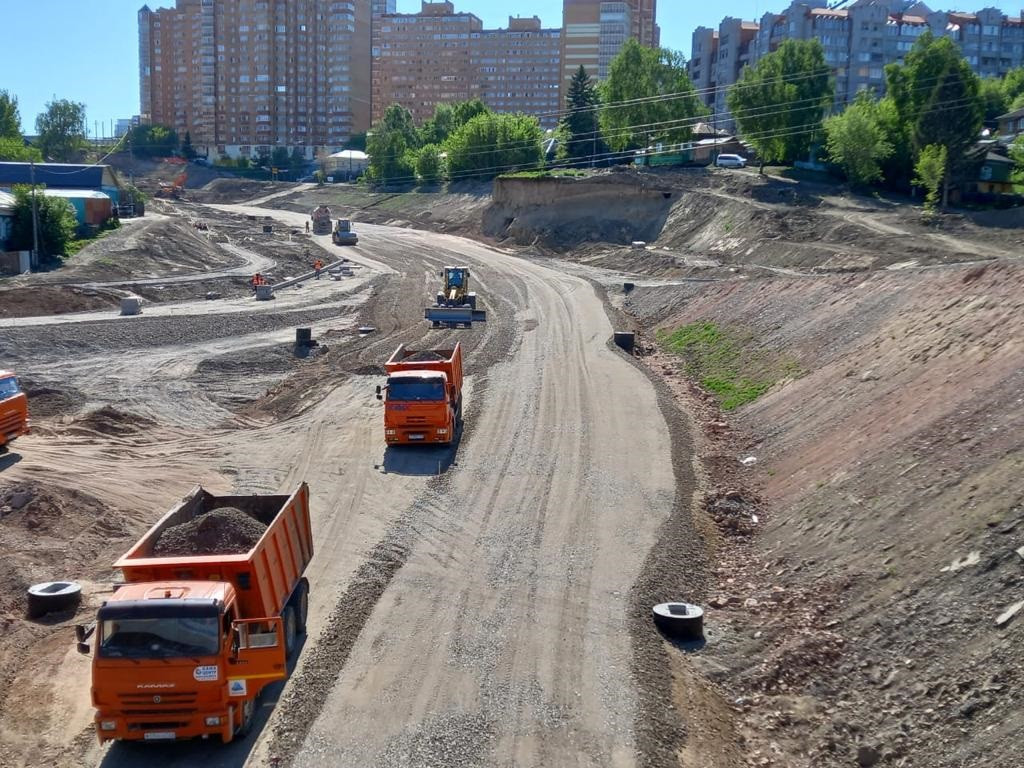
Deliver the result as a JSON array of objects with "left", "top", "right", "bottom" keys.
[
  {"left": 652, "top": 602, "right": 704, "bottom": 641},
  {"left": 283, "top": 605, "right": 298, "bottom": 657},
  {"left": 294, "top": 581, "right": 309, "bottom": 634},
  {"left": 27, "top": 581, "right": 82, "bottom": 619}
]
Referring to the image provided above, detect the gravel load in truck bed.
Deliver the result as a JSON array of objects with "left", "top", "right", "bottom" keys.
[
  {"left": 152, "top": 506, "right": 268, "bottom": 556},
  {"left": 403, "top": 351, "right": 446, "bottom": 362}
]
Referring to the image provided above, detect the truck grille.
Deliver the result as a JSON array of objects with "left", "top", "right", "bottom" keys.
[
  {"left": 128, "top": 720, "right": 191, "bottom": 731},
  {"left": 118, "top": 691, "right": 198, "bottom": 714},
  {"left": 0, "top": 412, "right": 22, "bottom": 434}
]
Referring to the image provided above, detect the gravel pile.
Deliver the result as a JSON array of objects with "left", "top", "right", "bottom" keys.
[
  {"left": 152, "top": 506, "right": 267, "bottom": 556},
  {"left": 404, "top": 350, "right": 446, "bottom": 362}
]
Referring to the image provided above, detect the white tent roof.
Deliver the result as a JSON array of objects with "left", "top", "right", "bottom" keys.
[{"left": 328, "top": 150, "right": 368, "bottom": 160}]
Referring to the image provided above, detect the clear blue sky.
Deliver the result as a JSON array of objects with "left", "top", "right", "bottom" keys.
[{"left": 1, "top": 1, "right": 1022, "bottom": 134}]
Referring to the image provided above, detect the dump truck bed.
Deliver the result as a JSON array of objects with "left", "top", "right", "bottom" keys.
[
  {"left": 114, "top": 483, "right": 313, "bottom": 620},
  {"left": 385, "top": 344, "right": 463, "bottom": 393}
]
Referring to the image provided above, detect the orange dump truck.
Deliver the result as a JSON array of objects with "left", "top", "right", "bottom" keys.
[
  {"left": 376, "top": 344, "right": 463, "bottom": 445},
  {"left": 0, "top": 370, "right": 30, "bottom": 453},
  {"left": 76, "top": 483, "right": 313, "bottom": 744}
]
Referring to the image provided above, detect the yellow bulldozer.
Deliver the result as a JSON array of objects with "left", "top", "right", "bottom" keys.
[{"left": 425, "top": 266, "right": 486, "bottom": 328}]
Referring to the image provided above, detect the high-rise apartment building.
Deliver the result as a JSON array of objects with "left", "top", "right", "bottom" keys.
[
  {"left": 560, "top": 1, "right": 660, "bottom": 110},
  {"left": 139, "top": 0, "right": 372, "bottom": 160},
  {"left": 371, "top": 0, "right": 397, "bottom": 119},
  {"left": 373, "top": 3, "right": 561, "bottom": 128},
  {"left": 694, "top": 1, "right": 1024, "bottom": 131}
]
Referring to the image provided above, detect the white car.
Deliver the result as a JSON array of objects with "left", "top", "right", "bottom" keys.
[{"left": 715, "top": 154, "right": 747, "bottom": 168}]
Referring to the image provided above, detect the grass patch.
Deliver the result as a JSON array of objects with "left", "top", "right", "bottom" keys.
[
  {"left": 658, "top": 321, "right": 802, "bottom": 410},
  {"left": 498, "top": 169, "right": 590, "bottom": 180}
]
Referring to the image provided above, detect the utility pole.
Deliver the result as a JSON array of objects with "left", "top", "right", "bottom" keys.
[{"left": 30, "top": 161, "right": 40, "bottom": 269}]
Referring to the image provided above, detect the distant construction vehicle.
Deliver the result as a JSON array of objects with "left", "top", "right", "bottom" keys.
[
  {"left": 76, "top": 483, "right": 313, "bottom": 745},
  {"left": 0, "top": 371, "right": 30, "bottom": 454},
  {"left": 332, "top": 218, "right": 358, "bottom": 245},
  {"left": 310, "top": 205, "right": 333, "bottom": 235},
  {"left": 376, "top": 344, "right": 463, "bottom": 445},
  {"left": 425, "top": 266, "right": 486, "bottom": 328},
  {"left": 155, "top": 171, "right": 186, "bottom": 199}
]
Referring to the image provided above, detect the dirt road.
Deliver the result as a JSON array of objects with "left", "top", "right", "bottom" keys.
[{"left": 1, "top": 204, "right": 681, "bottom": 768}]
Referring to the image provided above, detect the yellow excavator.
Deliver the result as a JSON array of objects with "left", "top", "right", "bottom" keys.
[{"left": 425, "top": 266, "right": 486, "bottom": 328}]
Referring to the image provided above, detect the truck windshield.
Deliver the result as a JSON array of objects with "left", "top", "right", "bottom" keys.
[
  {"left": 0, "top": 377, "right": 20, "bottom": 400},
  {"left": 388, "top": 378, "right": 445, "bottom": 401},
  {"left": 100, "top": 616, "right": 220, "bottom": 659}
]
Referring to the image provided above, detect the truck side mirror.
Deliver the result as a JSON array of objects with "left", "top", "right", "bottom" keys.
[
  {"left": 232, "top": 626, "right": 242, "bottom": 656},
  {"left": 375, "top": 385, "right": 382, "bottom": 400},
  {"left": 77, "top": 642, "right": 91, "bottom": 655}
]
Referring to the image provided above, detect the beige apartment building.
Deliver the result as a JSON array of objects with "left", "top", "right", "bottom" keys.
[
  {"left": 373, "top": 3, "right": 562, "bottom": 128},
  {"left": 139, "top": 0, "right": 372, "bottom": 160},
  {"left": 560, "top": 0, "right": 660, "bottom": 109},
  {"left": 694, "top": 0, "right": 1024, "bottom": 131}
]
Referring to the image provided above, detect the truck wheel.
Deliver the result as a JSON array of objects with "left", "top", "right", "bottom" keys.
[
  {"left": 436, "top": 293, "right": 445, "bottom": 306},
  {"left": 467, "top": 293, "right": 477, "bottom": 310},
  {"left": 294, "top": 581, "right": 309, "bottom": 635},
  {"left": 27, "top": 581, "right": 82, "bottom": 619},
  {"left": 456, "top": 398, "right": 463, "bottom": 425},
  {"left": 236, "top": 698, "right": 255, "bottom": 739},
  {"left": 283, "top": 606, "right": 298, "bottom": 658}
]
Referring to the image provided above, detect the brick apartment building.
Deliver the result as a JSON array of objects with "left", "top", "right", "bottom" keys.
[
  {"left": 372, "top": 2, "right": 561, "bottom": 128},
  {"left": 139, "top": 0, "right": 372, "bottom": 160},
  {"left": 691, "top": 0, "right": 1024, "bottom": 130},
  {"left": 560, "top": 0, "right": 660, "bottom": 108}
]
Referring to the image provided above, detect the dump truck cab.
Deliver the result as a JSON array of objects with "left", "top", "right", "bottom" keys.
[
  {"left": 88, "top": 580, "right": 285, "bottom": 744},
  {"left": 0, "top": 370, "right": 30, "bottom": 453},
  {"left": 378, "top": 345, "right": 463, "bottom": 445}
]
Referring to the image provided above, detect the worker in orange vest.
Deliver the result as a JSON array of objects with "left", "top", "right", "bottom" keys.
[
  {"left": 313, "top": 259, "right": 324, "bottom": 280},
  {"left": 251, "top": 273, "right": 265, "bottom": 292}
]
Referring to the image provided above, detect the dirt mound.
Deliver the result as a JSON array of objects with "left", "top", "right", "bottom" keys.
[
  {"left": 404, "top": 351, "right": 446, "bottom": 362},
  {"left": 152, "top": 506, "right": 267, "bottom": 556},
  {"left": 19, "top": 381, "right": 85, "bottom": 420},
  {"left": 71, "top": 406, "right": 157, "bottom": 436},
  {"left": 193, "top": 178, "right": 293, "bottom": 204},
  {"left": 638, "top": 259, "right": 1024, "bottom": 767},
  {"left": 0, "top": 284, "right": 120, "bottom": 319}
]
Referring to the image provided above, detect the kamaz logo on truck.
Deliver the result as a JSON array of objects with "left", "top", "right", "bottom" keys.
[{"left": 136, "top": 683, "right": 175, "bottom": 689}]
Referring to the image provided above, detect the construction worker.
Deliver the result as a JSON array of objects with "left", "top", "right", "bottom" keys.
[
  {"left": 305, "top": 220, "right": 310, "bottom": 234},
  {"left": 313, "top": 259, "right": 324, "bottom": 280},
  {"left": 251, "top": 273, "right": 264, "bottom": 292}
]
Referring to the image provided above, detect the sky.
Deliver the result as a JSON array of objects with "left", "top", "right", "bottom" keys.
[{"left": 1, "top": 0, "right": 1022, "bottom": 134}]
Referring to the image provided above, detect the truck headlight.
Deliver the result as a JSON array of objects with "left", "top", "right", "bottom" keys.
[
  {"left": 205, "top": 716, "right": 221, "bottom": 727},
  {"left": 436, "top": 428, "right": 448, "bottom": 435},
  {"left": 385, "top": 429, "right": 397, "bottom": 436},
  {"left": 100, "top": 721, "right": 116, "bottom": 731}
]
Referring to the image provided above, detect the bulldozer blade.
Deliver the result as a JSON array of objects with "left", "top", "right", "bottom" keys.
[{"left": 424, "top": 306, "right": 487, "bottom": 326}]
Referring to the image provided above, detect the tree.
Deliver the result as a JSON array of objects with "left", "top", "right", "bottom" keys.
[
  {"left": 979, "top": 77, "right": 1008, "bottom": 124},
  {"left": 1012, "top": 93, "right": 1024, "bottom": 112},
  {"left": 600, "top": 40, "right": 706, "bottom": 152},
  {"left": 289, "top": 146, "right": 307, "bottom": 175},
  {"left": 559, "top": 65, "right": 605, "bottom": 162},
  {"left": 0, "top": 90, "right": 22, "bottom": 139},
  {"left": 885, "top": 32, "right": 982, "bottom": 191},
  {"left": 366, "top": 105, "right": 420, "bottom": 185},
  {"left": 824, "top": 91, "right": 894, "bottom": 187},
  {"left": 913, "top": 144, "right": 948, "bottom": 212},
  {"left": 420, "top": 103, "right": 457, "bottom": 146},
  {"left": 254, "top": 146, "right": 272, "bottom": 169},
  {"left": 9, "top": 185, "right": 78, "bottom": 259},
  {"left": 344, "top": 132, "right": 367, "bottom": 151},
  {"left": 416, "top": 144, "right": 443, "bottom": 185},
  {"left": 36, "top": 99, "right": 87, "bottom": 162},
  {"left": 1003, "top": 67, "right": 1024, "bottom": 108},
  {"left": 1010, "top": 135, "right": 1024, "bottom": 185},
  {"left": 728, "top": 39, "right": 833, "bottom": 171},
  {"left": 128, "top": 124, "right": 179, "bottom": 158},
  {"left": 271, "top": 146, "right": 290, "bottom": 170},
  {"left": 180, "top": 130, "right": 197, "bottom": 159},
  {"left": 446, "top": 112, "right": 544, "bottom": 180},
  {"left": 0, "top": 137, "right": 42, "bottom": 162}
]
